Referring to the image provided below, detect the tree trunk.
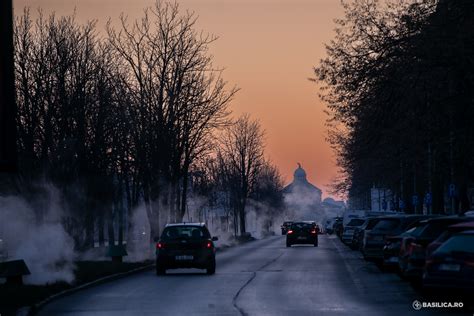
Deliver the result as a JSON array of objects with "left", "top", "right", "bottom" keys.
[
  {"left": 107, "top": 207, "right": 115, "bottom": 247},
  {"left": 239, "top": 200, "right": 246, "bottom": 235},
  {"left": 98, "top": 213, "right": 105, "bottom": 247},
  {"left": 179, "top": 170, "right": 189, "bottom": 222},
  {"left": 144, "top": 184, "right": 160, "bottom": 243}
]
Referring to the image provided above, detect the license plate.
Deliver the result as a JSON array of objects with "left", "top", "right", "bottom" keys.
[
  {"left": 439, "top": 263, "right": 460, "bottom": 272},
  {"left": 175, "top": 255, "right": 193, "bottom": 261},
  {"left": 297, "top": 236, "right": 307, "bottom": 240},
  {"left": 387, "top": 257, "right": 398, "bottom": 263}
]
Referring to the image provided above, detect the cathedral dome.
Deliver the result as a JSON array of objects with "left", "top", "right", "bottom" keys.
[{"left": 294, "top": 163, "right": 307, "bottom": 181}]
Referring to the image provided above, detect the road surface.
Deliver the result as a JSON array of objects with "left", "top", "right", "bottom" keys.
[{"left": 38, "top": 235, "right": 469, "bottom": 315}]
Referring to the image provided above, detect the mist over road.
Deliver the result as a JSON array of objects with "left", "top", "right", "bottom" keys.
[{"left": 38, "top": 236, "right": 462, "bottom": 316}]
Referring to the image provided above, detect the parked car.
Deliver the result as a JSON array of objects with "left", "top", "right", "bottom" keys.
[
  {"left": 362, "top": 215, "right": 429, "bottom": 262},
  {"left": 281, "top": 221, "right": 294, "bottom": 235},
  {"left": 333, "top": 218, "right": 344, "bottom": 238},
  {"left": 423, "top": 230, "right": 474, "bottom": 292},
  {"left": 342, "top": 218, "right": 366, "bottom": 245},
  {"left": 425, "top": 221, "right": 474, "bottom": 257},
  {"left": 351, "top": 217, "right": 382, "bottom": 250},
  {"left": 399, "top": 216, "right": 473, "bottom": 279},
  {"left": 155, "top": 223, "right": 218, "bottom": 275},
  {"left": 286, "top": 221, "right": 319, "bottom": 247},
  {"left": 382, "top": 216, "right": 437, "bottom": 268}
]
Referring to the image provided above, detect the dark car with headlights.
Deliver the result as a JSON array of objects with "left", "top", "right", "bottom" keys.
[
  {"left": 286, "top": 221, "right": 318, "bottom": 247},
  {"left": 423, "top": 230, "right": 474, "bottom": 292},
  {"left": 155, "top": 223, "right": 218, "bottom": 275}
]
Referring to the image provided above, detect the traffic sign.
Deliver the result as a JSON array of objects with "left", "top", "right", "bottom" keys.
[
  {"left": 399, "top": 199, "right": 405, "bottom": 210},
  {"left": 424, "top": 192, "right": 432, "bottom": 206},
  {"left": 448, "top": 184, "right": 456, "bottom": 198}
]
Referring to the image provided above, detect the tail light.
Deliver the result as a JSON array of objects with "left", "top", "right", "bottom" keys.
[
  {"left": 205, "top": 241, "right": 213, "bottom": 249},
  {"left": 407, "top": 242, "right": 423, "bottom": 255},
  {"left": 311, "top": 230, "right": 317, "bottom": 235},
  {"left": 156, "top": 242, "right": 164, "bottom": 249},
  {"left": 287, "top": 230, "right": 294, "bottom": 234},
  {"left": 464, "top": 260, "right": 474, "bottom": 268}
]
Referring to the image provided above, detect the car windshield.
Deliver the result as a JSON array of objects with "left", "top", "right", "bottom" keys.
[
  {"left": 291, "top": 223, "right": 314, "bottom": 231},
  {"left": 161, "top": 226, "right": 210, "bottom": 240},
  {"left": 372, "top": 219, "right": 400, "bottom": 231},
  {"left": 347, "top": 219, "right": 365, "bottom": 226},
  {"left": 434, "top": 235, "right": 474, "bottom": 255}
]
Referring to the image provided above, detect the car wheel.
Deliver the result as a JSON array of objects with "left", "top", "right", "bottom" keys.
[
  {"left": 206, "top": 259, "right": 216, "bottom": 275},
  {"left": 286, "top": 241, "right": 291, "bottom": 247},
  {"left": 314, "top": 242, "right": 318, "bottom": 247}
]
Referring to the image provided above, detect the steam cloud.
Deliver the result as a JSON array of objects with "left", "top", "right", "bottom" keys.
[{"left": 0, "top": 190, "right": 76, "bottom": 285}]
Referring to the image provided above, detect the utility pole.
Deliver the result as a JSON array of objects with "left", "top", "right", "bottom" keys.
[{"left": 0, "top": 0, "right": 18, "bottom": 179}]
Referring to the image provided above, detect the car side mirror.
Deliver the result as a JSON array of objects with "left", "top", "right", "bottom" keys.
[
  {"left": 153, "top": 236, "right": 159, "bottom": 242},
  {"left": 212, "top": 236, "right": 218, "bottom": 241}
]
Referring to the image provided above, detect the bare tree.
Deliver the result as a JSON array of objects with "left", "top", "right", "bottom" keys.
[
  {"left": 107, "top": 0, "right": 236, "bottom": 238},
  {"left": 219, "top": 114, "right": 265, "bottom": 235}
]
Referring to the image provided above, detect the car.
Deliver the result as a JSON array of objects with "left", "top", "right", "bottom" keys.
[
  {"left": 333, "top": 218, "right": 344, "bottom": 238},
  {"left": 382, "top": 216, "right": 438, "bottom": 268},
  {"left": 351, "top": 217, "right": 382, "bottom": 250},
  {"left": 398, "top": 216, "right": 473, "bottom": 279},
  {"left": 286, "top": 221, "right": 319, "bottom": 247},
  {"left": 155, "top": 223, "right": 218, "bottom": 275},
  {"left": 324, "top": 218, "right": 335, "bottom": 234},
  {"left": 325, "top": 217, "right": 342, "bottom": 235},
  {"left": 423, "top": 230, "right": 474, "bottom": 292},
  {"left": 341, "top": 218, "right": 366, "bottom": 245},
  {"left": 425, "top": 221, "right": 474, "bottom": 257},
  {"left": 362, "top": 215, "right": 429, "bottom": 262},
  {"left": 281, "top": 221, "right": 294, "bottom": 235}
]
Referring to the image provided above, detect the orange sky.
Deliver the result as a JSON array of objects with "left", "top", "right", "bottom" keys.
[{"left": 13, "top": 0, "right": 345, "bottom": 199}]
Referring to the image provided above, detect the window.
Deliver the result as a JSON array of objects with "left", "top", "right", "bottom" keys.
[
  {"left": 161, "top": 226, "right": 211, "bottom": 240},
  {"left": 373, "top": 219, "right": 400, "bottom": 231},
  {"left": 347, "top": 219, "right": 365, "bottom": 226},
  {"left": 435, "top": 235, "right": 474, "bottom": 254}
]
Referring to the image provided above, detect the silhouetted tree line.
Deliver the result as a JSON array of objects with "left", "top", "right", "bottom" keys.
[
  {"left": 13, "top": 1, "right": 282, "bottom": 249},
  {"left": 189, "top": 114, "right": 284, "bottom": 236},
  {"left": 315, "top": 0, "right": 474, "bottom": 214}
]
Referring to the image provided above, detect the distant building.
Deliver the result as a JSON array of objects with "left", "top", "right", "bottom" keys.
[
  {"left": 322, "top": 197, "right": 346, "bottom": 219},
  {"left": 282, "top": 164, "right": 322, "bottom": 219}
]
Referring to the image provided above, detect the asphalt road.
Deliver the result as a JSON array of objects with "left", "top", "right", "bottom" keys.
[{"left": 38, "top": 235, "right": 470, "bottom": 316}]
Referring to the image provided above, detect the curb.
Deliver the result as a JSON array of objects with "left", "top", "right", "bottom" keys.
[{"left": 21, "top": 263, "right": 154, "bottom": 316}]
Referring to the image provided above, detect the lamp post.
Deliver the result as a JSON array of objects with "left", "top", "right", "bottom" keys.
[{"left": 0, "top": 0, "right": 18, "bottom": 176}]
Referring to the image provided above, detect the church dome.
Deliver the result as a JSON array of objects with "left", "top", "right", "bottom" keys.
[{"left": 294, "top": 163, "right": 307, "bottom": 181}]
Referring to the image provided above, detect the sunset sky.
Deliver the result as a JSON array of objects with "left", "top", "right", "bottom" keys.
[{"left": 13, "top": 0, "right": 345, "bottom": 198}]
